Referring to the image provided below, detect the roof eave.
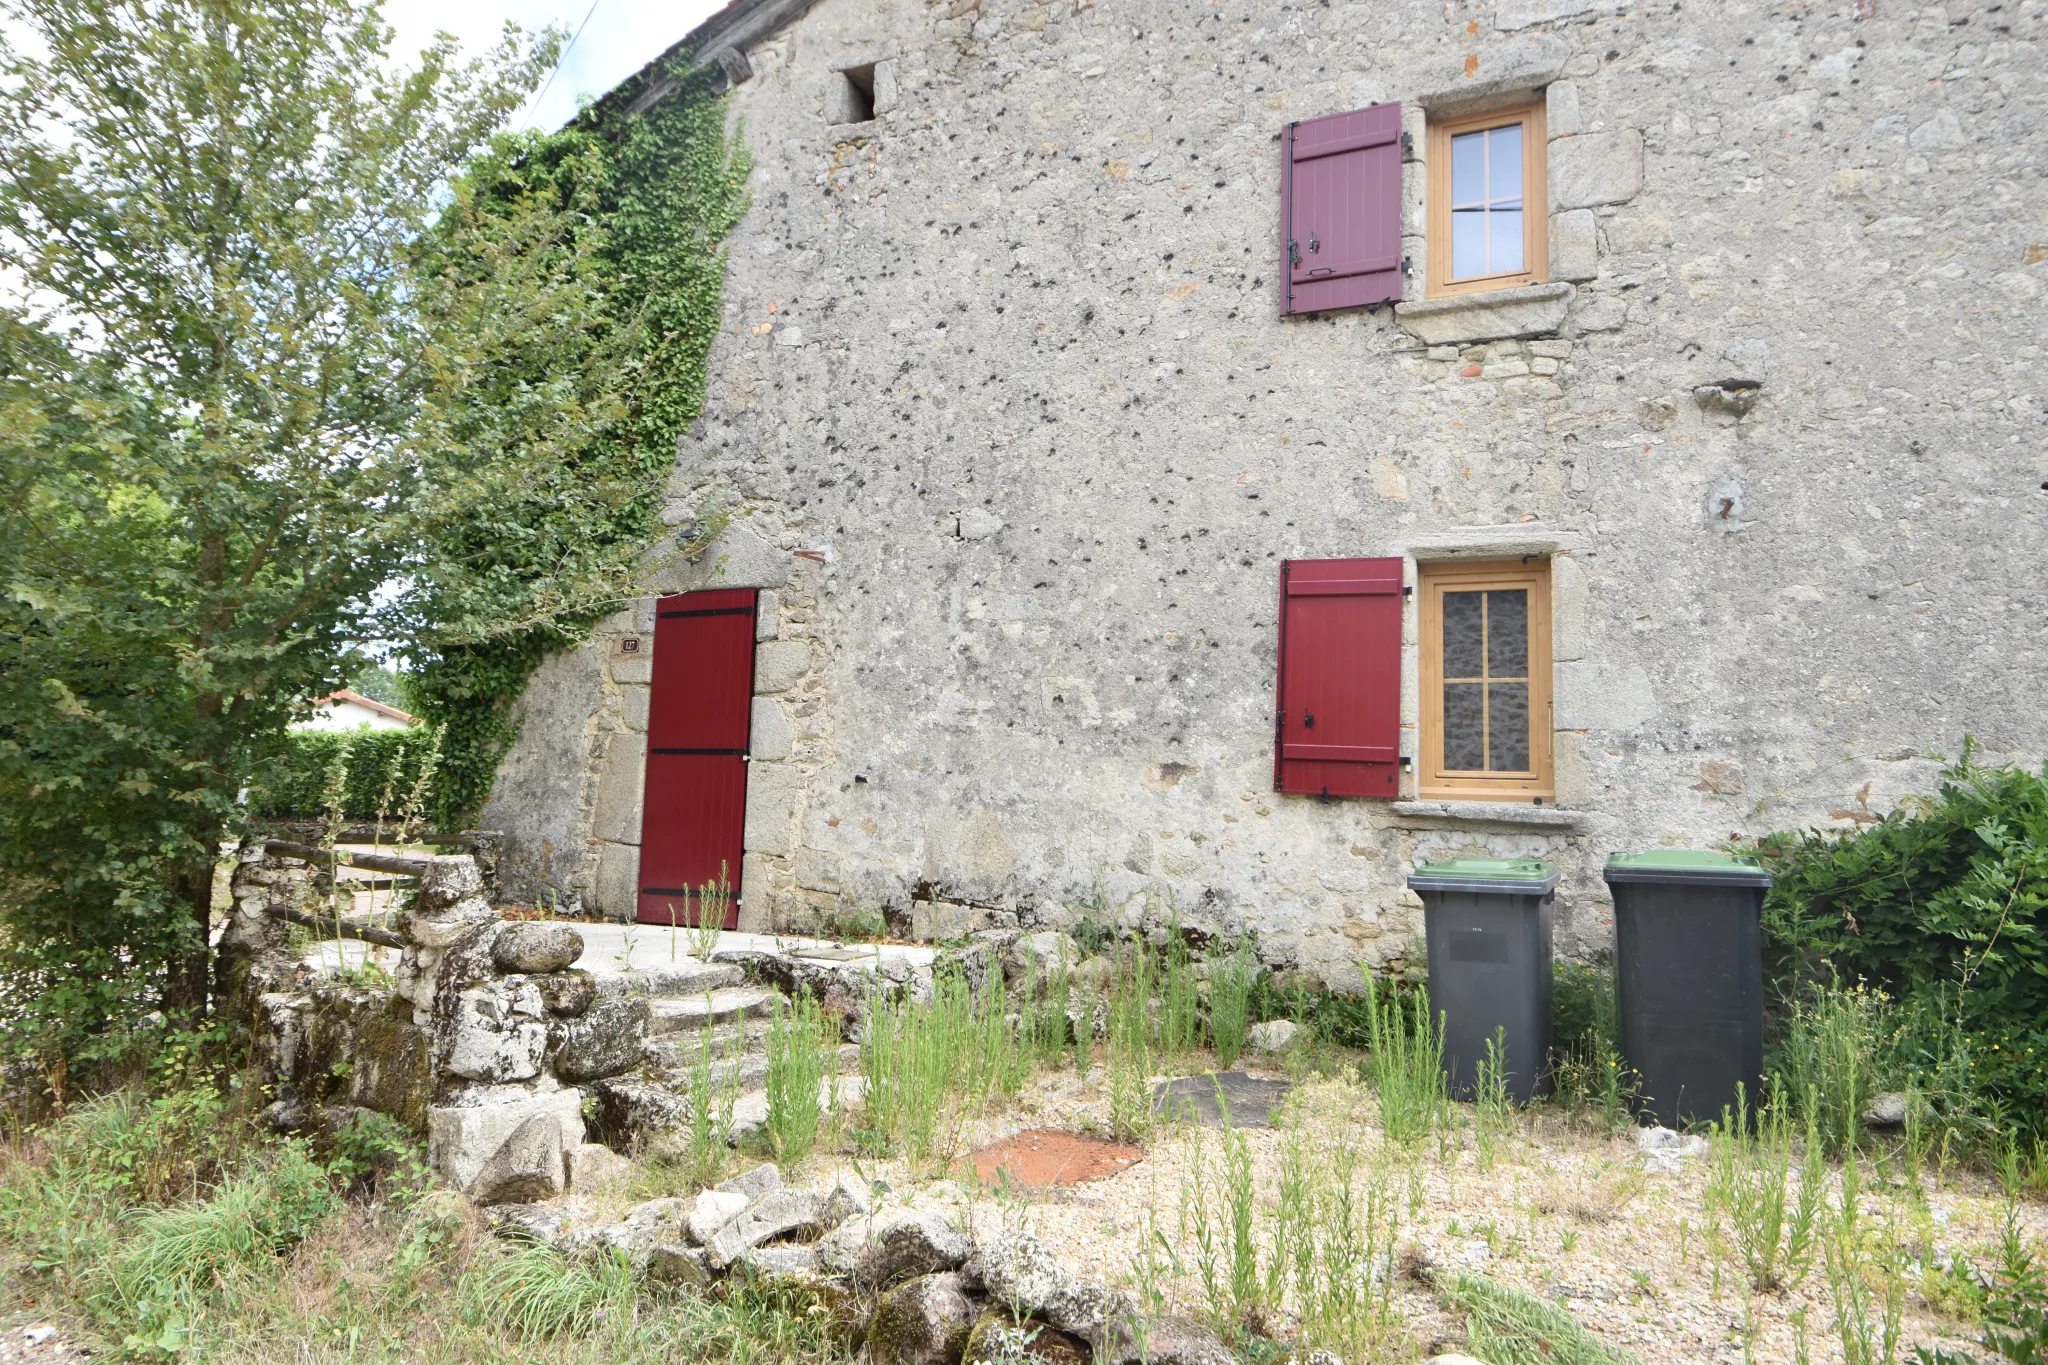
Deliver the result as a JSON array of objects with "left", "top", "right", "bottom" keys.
[{"left": 581, "top": 0, "right": 821, "bottom": 127}]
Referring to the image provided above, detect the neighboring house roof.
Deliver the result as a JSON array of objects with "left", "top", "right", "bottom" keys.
[
  {"left": 588, "top": 0, "right": 818, "bottom": 121},
  {"left": 315, "top": 690, "right": 417, "bottom": 726}
]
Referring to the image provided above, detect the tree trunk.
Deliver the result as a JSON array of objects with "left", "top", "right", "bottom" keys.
[{"left": 162, "top": 837, "right": 220, "bottom": 1020}]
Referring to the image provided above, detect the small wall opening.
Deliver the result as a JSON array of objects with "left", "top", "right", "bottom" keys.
[{"left": 833, "top": 64, "right": 876, "bottom": 124}]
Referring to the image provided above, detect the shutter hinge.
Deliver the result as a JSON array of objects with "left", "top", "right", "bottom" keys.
[
  {"left": 1402, "top": 255, "right": 1413, "bottom": 275},
  {"left": 1400, "top": 130, "right": 1413, "bottom": 155},
  {"left": 1403, "top": 585, "right": 1414, "bottom": 598}
]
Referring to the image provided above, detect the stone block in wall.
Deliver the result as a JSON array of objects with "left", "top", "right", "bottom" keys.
[
  {"left": 427, "top": 1086, "right": 585, "bottom": 1193},
  {"left": 750, "top": 698, "right": 794, "bottom": 761},
  {"left": 743, "top": 762, "right": 804, "bottom": 858},
  {"left": 1545, "top": 80, "right": 1581, "bottom": 138},
  {"left": 594, "top": 842, "right": 641, "bottom": 920},
  {"left": 445, "top": 980, "right": 549, "bottom": 1084},
  {"left": 755, "top": 590, "right": 780, "bottom": 641},
  {"left": 551, "top": 995, "right": 651, "bottom": 1082},
  {"left": 871, "top": 59, "right": 898, "bottom": 117},
  {"left": 1552, "top": 554, "right": 1590, "bottom": 662},
  {"left": 1553, "top": 731, "right": 1593, "bottom": 807},
  {"left": 592, "top": 745, "right": 645, "bottom": 844},
  {"left": 1417, "top": 35, "right": 1566, "bottom": 105},
  {"left": 619, "top": 684, "right": 650, "bottom": 733},
  {"left": 1395, "top": 282, "right": 1573, "bottom": 346},
  {"left": 738, "top": 853, "right": 776, "bottom": 933},
  {"left": 646, "top": 522, "right": 790, "bottom": 594},
  {"left": 1549, "top": 130, "right": 1643, "bottom": 211},
  {"left": 1549, "top": 209, "right": 1598, "bottom": 283},
  {"left": 611, "top": 655, "right": 653, "bottom": 686},
  {"left": 753, "top": 640, "right": 811, "bottom": 694}
]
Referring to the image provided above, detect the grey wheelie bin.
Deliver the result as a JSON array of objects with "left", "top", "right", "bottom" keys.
[
  {"left": 1604, "top": 850, "right": 1772, "bottom": 1129},
  {"left": 1407, "top": 857, "right": 1558, "bottom": 1104}
]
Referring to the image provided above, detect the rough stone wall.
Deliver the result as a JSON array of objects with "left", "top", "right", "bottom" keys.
[{"left": 486, "top": 0, "right": 2047, "bottom": 990}]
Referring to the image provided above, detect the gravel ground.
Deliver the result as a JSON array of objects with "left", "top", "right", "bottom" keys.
[{"left": 858, "top": 1058, "right": 2045, "bottom": 1364}]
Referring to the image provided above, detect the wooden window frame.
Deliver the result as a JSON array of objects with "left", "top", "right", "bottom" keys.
[
  {"left": 1426, "top": 101, "right": 1548, "bottom": 299},
  {"left": 1418, "top": 559, "right": 1554, "bottom": 802}
]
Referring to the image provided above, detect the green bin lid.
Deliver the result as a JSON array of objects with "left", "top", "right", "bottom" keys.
[
  {"left": 1407, "top": 857, "right": 1558, "bottom": 896},
  {"left": 1603, "top": 849, "right": 1772, "bottom": 888}
]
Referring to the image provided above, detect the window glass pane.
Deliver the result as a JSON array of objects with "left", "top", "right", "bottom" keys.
[
  {"left": 1444, "top": 684, "right": 1486, "bottom": 770},
  {"left": 1488, "top": 682, "right": 1531, "bottom": 772},
  {"left": 1442, "top": 591, "right": 1485, "bottom": 679},
  {"left": 1486, "top": 589, "right": 1528, "bottom": 676},
  {"left": 1487, "top": 125, "right": 1523, "bottom": 203},
  {"left": 1489, "top": 210, "right": 1524, "bottom": 274},
  {"left": 1451, "top": 212, "right": 1486, "bottom": 278},
  {"left": 1449, "top": 131, "right": 1485, "bottom": 205}
]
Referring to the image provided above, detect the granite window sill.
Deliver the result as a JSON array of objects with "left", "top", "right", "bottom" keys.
[
  {"left": 1394, "top": 281, "right": 1575, "bottom": 346},
  {"left": 1389, "top": 799, "right": 1592, "bottom": 833}
]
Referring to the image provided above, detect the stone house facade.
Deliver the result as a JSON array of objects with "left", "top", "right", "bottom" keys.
[{"left": 483, "top": 0, "right": 2047, "bottom": 991}]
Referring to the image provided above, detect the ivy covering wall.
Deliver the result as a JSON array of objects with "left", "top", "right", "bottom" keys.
[{"left": 401, "top": 65, "right": 752, "bottom": 826}]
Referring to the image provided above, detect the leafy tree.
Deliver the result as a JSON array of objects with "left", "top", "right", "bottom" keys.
[{"left": 0, "top": 0, "right": 581, "bottom": 1059}]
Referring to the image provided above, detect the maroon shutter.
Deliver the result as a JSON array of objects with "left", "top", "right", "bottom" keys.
[
  {"left": 1281, "top": 102, "right": 1404, "bottom": 317},
  {"left": 637, "top": 588, "right": 757, "bottom": 928},
  {"left": 1273, "top": 558, "right": 1404, "bottom": 798}
]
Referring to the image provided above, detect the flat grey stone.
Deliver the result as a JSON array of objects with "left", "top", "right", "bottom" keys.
[
  {"left": 686, "top": 1188, "right": 751, "bottom": 1246},
  {"left": 706, "top": 1188, "right": 825, "bottom": 1269},
  {"left": 717, "top": 1161, "right": 782, "bottom": 1202},
  {"left": 1151, "top": 1072, "right": 1292, "bottom": 1129},
  {"left": 1246, "top": 1020, "right": 1299, "bottom": 1054},
  {"left": 817, "top": 1207, "right": 972, "bottom": 1290},
  {"left": 739, "top": 1244, "right": 825, "bottom": 1282},
  {"left": 647, "top": 1240, "right": 713, "bottom": 1286},
  {"left": 486, "top": 1202, "right": 575, "bottom": 1247}
]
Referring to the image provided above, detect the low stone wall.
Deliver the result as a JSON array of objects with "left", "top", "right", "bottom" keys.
[{"left": 222, "top": 840, "right": 651, "bottom": 1201}]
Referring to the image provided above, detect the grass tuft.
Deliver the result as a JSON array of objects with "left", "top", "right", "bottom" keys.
[
  {"left": 1436, "top": 1266, "right": 1641, "bottom": 1365},
  {"left": 459, "top": 1241, "right": 638, "bottom": 1340}
]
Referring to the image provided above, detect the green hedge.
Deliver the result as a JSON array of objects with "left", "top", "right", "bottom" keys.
[
  {"left": 1758, "top": 748, "right": 2048, "bottom": 1142},
  {"left": 248, "top": 729, "right": 443, "bottom": 822}
]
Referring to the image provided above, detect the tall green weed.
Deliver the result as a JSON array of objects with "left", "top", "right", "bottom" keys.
[{"left": 1363, "top": 977, "right": 1449, "bottom": 1143}]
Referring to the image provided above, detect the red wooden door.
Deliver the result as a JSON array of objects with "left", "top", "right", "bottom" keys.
[{"left": 637, "top": 588, "right": 757, "bottom": 927}]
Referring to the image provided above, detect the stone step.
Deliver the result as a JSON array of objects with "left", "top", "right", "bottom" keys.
[
  {"left": 641, "top": 1019, "right": 772, "bottom": 1071},
  {"left": 593, "top": 960, "right": 746, "bottom": 999},
  {"left": 726, "top": 1072, "right": 868, "bottom": 1145},
  {"left": 592, "top": 1044, "right": 863, "bottom": 1150},
  {"left": 647, "top": 1041, "right": 863, "bottom": 1104},
  {"left": 647, "top": 986, "right": 779, "bottom": 1036}
]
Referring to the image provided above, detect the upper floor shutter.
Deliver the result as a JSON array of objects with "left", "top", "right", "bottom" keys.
[
  {"left": 1273, "top": 557, "right": 1404, "bottom": 799},
  {"left": 1282, "top": 103, "right": 1404, "bottom": 317}
]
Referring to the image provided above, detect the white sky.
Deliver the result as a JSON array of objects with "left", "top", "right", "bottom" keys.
[{"left": 389, "top": 0, "right": 731, "bottom": 132}]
